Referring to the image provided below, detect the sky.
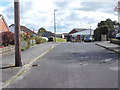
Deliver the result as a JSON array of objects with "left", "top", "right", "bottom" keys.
[{"left": 0, "top": 0, "right": 118, "bottom": 34}]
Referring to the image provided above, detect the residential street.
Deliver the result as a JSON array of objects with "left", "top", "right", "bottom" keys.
[{"left": 7, "top": 42, "right": 118, "bottom": 88}]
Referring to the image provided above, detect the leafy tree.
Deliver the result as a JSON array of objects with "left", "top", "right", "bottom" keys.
[
  {"left": 98, "top": 21, "right": 107, "bottom": 27},
  {"left": 37, "top": 27, "right": 46, "bottom": 36},
  {"left": 106, "top": 19, "right": 114, "bottom": 31},
  {"left": 1, "top": 31, "right": 15, "bottom": 46},
  {"left": 97, "top": 19, "right": 114, "bottom": 31}
]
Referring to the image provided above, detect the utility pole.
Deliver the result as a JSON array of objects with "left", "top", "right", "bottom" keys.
[
  {"left": 32, "top": 29, "right": 34, "bottom": 44},
  {"left": 54, "top": 10, "right": 58, "bottom": 42},
  {"left": 14, "top": 0, "right": 22, "bottom": 67}
]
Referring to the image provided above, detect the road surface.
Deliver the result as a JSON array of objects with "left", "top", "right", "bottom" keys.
[{"left": 7, "top": 42, "right": 118, "bottom": 88}]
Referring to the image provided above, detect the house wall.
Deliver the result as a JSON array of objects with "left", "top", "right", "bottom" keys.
[
  {"left": 0, "top": 17, "right": 9, "bottom": 33},
  {"left": 9, "top": 25, "right": 15, "bottom": 33}
]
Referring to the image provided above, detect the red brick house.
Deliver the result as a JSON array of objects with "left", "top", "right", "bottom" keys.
[
  {"left": 69, "top": 28, "right": 86, "bottom": 34},
  {"left": 0, "top": 15, "right": 10, "bottom": 45},
  {"left": 0, "top": 14, "right": 10, "bottom": 33}
]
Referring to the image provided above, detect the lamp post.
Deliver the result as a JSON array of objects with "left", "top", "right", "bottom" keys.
[
  {"left": 54, "top": 10, "right": 58, "bottom": 42},
  {"left": 90, "top": 26, "right": 92, "bottom": 36},
  {"left": 14, "top": 0, "right": 22, "bottom": 67}
]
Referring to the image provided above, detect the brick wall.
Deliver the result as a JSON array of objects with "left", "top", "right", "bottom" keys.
[{"left": 0, "top": 46, "right": 15, "bottom": 58}]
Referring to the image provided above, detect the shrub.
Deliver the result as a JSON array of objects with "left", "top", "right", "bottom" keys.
[
  {"left": 35, "top": 36, "right": 43, "bottom": 44},
  {"left": 21, "top": 44, "right": 30, "bottom": 51},
  {"left": 35, "top": 36, "right": 46, "bottom": 44},
  {"left": 21, "top": 32, "right": 31, "bottom": 41},
  {"left": 1, "top": 31, "right": 15, "bottom": 46}
]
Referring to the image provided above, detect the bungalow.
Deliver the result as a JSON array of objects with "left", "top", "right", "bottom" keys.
[
  {"left": 70, "top": 29, "right": 94, "bottom": 42},
  {"left": 41, "top": 31, "right": 55, "bottom": 37},
  {"left": 9, "top": 24, "right": 37, "bottom": 36},
  {"left": 69, "top": 28, "right": 87, "bottom": 34}
]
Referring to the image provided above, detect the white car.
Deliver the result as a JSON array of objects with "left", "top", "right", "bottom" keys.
[
  {"left": 42, "top": 37, "right": 48, "bottom": 41},
  {"left": 116, "top": 33, "right": 120, "bottom": 39},
  {"left": 84, "top": 36, "right": 93, "bottom": 42}
]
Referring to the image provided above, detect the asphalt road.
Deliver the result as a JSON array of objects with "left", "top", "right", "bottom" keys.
[{"left": 7, "top": 42, "right": 118, "bottom": 88}]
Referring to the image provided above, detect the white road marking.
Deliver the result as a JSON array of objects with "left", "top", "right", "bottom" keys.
[{"left": 109, "top": 67, "right": 120, "bottom": 71}]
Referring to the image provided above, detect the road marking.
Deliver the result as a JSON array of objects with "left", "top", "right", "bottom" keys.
[
  {"left": 79, "top": 62, "right": 88, "bottom": 66},
  {"left": 109, "top": 67, "right": 120, "bottom": 71}
]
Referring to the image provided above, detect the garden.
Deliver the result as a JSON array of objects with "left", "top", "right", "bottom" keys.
[{"left": 0, "top": 31, "right": 46, "bottom": 51}]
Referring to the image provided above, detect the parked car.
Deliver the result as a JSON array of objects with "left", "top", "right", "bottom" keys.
[
  {"left": 42, "top": 37, "right": 48, "bottom": 41},
  {"left": 84, "top": 36, "right": 93, "bottom": 42},
  {"left": 116, "top": 33, "right": 120, "bottom": 39}
]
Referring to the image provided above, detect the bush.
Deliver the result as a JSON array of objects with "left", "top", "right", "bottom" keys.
[
  {"left": 21, "top": 44, "right": 30, "bottom": 51},
  {"left": 35, "top": 36, "right": 45, "bottom": 44},
  {"left": 21, "top": 32, "right": 31, "bottom": 41},
  {"left": 1, "top": 32, "right": 15, "bottom": 46}
]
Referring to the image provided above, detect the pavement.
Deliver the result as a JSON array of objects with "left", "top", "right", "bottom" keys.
[
  {"left": 1, "top": 42, "right": 58, "bottom": 88},
  {"left": 95, "top": 41, "right": 120, "bottom": 53}
]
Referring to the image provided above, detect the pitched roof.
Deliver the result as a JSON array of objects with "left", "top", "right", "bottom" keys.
[
  {"left": 73, "top": 28, "right": 87, "bottom": 32},
  {"left": 69, "top": 28, "right": 87, "bottom": 34},
  {"left": 20, "top": 25, "right": 37, "bottom": 35},
  {"left": 70, "top": 29, "right": 94, "bottom": 36},
  {"left": 0, "top": 14, "right": 10, "bottom": 32},
  {"left": 9, "top": 24, "right": 37, "bottom": 35},
  {"left": 42, "top": 31, "right": 54, "bottom": 37}
]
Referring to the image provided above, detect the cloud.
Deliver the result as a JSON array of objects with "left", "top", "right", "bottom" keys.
[{"left": 0, "top": 0, "right": 118, "bottom": 34}]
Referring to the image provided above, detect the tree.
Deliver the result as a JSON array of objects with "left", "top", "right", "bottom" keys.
[
  {"left": 97, "top": 19, "right": 114, "bottom": 31},
  {"left": 98, "top": 21, "right": 107, "bottom": 27},
  {"left": 105, "top": 19, "right": 114, "bottom": 31},
  {"left": 1, "top": 31, "right": 15, "bottom": 46},
  {"left": 37, "top": 27, "right": 46, "bottom": 36}
]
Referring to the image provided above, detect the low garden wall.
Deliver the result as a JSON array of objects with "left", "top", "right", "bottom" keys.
[
  {"left": 0, "top": 37, "right": 45, "bottom": 57},
  {"left": 0, "top": 45, "right": 15, "bottom": 58}
]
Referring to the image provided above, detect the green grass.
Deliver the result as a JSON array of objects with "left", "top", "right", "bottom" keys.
[
  {"left": 54, "top": 38, "right": 66, "bottom": 42},
  {"left": 111, "top": 39, "right": 120, "bottom": 41}
]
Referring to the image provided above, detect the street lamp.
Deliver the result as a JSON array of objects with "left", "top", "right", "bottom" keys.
[
  {"left": 54, "top": 10, "right": 58, "bottom": 42},
  {"left": 90, "top": 26, "right": 92, "bottom": 36},
  {"left": 14, "top": 0, "right": 22, "bottom": 67}
]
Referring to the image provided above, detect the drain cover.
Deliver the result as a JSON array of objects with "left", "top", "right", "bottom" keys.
[{"left": 32, "top": 64, "right": 39, "bottom": 67}]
